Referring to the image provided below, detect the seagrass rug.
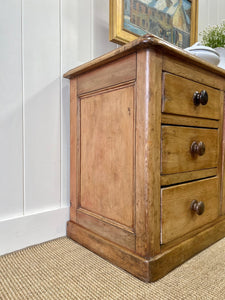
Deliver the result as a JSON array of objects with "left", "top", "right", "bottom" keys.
[{"left": 0, "top": 236, "right": 225, "bottom": 299}]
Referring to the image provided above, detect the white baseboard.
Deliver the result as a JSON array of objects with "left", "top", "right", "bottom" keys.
[{"left": 0, "top": 207, "right": 70, "bottom": 255}]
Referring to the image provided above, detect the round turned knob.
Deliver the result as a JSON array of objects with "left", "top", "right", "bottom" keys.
[
  {"left": 191, "top": 141, "right": 205, "bottom": 156},
  {"left": 191, "top": 200, "right": 205, "bottom": 215},
  {"left": 193, "top": 90, "right": 208, "bottom": 106}
]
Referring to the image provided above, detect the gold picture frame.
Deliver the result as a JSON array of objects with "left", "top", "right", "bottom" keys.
[{"left": 109, "top": 0, "right": 199, "bottom": 48}]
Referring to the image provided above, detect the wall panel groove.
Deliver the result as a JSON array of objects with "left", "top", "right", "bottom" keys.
[
  {"left": 59, "top": 0, "right": 62, "bottom": 208},
  {"left": 21, "top": 0, "right": 25, "bottom": 216},
  {"left": 0, "top": 0, "right": 23, "bottom": 220}
]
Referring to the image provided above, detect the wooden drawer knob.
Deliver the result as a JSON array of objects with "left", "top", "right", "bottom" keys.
[
  {"left": 191, "top": 141, "right": 205, "bottom": 156},
  {"left": 193, "top": 90, "right": 208, "bottom": 106},
  {"left": 191, "top": 200, "right": 205, "bottom": 215}
]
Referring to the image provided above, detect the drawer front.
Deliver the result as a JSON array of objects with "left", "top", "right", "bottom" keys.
[
  {"left": 162, "top": 73, "right": 221, "bottom": 120},
  {"left": 161, "top": 126, "right": 219, "bottom": 174},
  {"left": 161, "top": 177, "right": 219, "bottom": 244}
]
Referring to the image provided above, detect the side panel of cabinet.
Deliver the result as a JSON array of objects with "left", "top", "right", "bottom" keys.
[
  {"left": 70, "top": 55, "right": 137, "bottom": 250},
  {"left": 77, "top": 53, "right": 136, "bottom": 95},
  {"left": 70, "top": 78, "right": 79, "bottom": 223},
  {"left": 222, "top": 92, "right": 225, "bottom": 215},
  {"left": 79, "top": 86, "right": 135, "bottom": 229}
]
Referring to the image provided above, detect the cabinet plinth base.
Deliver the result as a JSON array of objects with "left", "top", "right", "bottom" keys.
[{"left": 67, "top": 218, "right": 225, "bottom": 282}]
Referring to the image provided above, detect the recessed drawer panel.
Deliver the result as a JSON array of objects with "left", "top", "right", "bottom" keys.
[
  {"left": 161, "top": 177, "right": 219, "bottom": 244},
  {"left": 161, "top": 126, "right": 218, "bottom": 174},
  {"left": 162, "top": 73, "right": 221, "bottom": 120}
]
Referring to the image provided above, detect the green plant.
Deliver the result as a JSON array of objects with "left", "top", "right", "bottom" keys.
[{"left": 200, "top": 21, "right": 225, "bottom": 48}]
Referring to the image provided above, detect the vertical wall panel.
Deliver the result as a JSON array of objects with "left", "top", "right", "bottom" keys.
[
  {"left": 61, "top": 0, "right": 118, "bottom": 208},
  {"left": 217, "top": 0, "right": 225, "bottom": 25},
  {"left": 61, "top": 0, "right": 92, "bottom": 207},
  {"left": 0, "top": 0, "right": 23, "bottom": 219},
  {"left": 24, "top": 0, "right": 60, "bottom": 213},
  {"left": 198, "top": 0, "right": 209, "bottom": 37},
  {"left": 92, "top": 0, "right": 118, "bottom": 58},
  {"left": 198, "top": 0, "right": 225, "bottom": 40},
  {"left": 208, "top": 0, "right": 219, "bottom": 26},
  {"left": 62, "top": 0, "right": 92, "bottom": 71}
]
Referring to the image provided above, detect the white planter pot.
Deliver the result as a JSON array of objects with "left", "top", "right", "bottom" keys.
[
  {"left": 185, "top": 42, "right": 220, "bottom": 66},
  {"left": 215, "top": 47, "right": 225, "bottom": 69}
]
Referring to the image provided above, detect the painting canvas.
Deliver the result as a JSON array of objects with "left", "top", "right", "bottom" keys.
[{"left": 123, "top": 0, "right": 192, "bottom": 48}]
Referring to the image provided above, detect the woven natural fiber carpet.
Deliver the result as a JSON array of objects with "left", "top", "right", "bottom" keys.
[{"left": 1, "top": 237, "right": 225, "bottom": 300}]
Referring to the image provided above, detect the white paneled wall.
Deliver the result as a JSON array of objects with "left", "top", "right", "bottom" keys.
[
  {"left": 0, "top": 0, "right": 23, "bottom": 221},
  {"left": 61, "top": 0, "right": 117, "bottom": 209},
  {"left": 24, "top": 0, "right": 61, "bottom": 214},
  {"left": 198, "top": 0, "right": 225, "bottom": 39},
  {"left": 0, "top": 0, "right": 116, "bottom": 255},
  {"left": 0, "top": 0, "right": 225, "bottom": 255}
]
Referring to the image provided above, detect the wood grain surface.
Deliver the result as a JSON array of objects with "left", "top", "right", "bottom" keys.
[
  {"left": 135, "top": 49, "right": 162, "bottom": 258},
  {"left": 161, "top": 168, "right": 217, "bottom": 186},
  {"left": 64, "top": 35, "right": 225, "bottom": 81},
  {"left": 67, "top": 35, "right": 225, "bottom": 282},
  {"left": 70, "top": 78, "right": 79, "bottom": 222},
  {"left": 162, "top": 73, "right": 221, "bottom": 120},
  {"left": 161, "top": 114, "right": 219, "bottom": 128},
  {"left": 77, "top": 53, "right": 136, "bottom": 95},
  {"left": 80, "top": 85, "right": 135, "bottom": 228},
  {"left": 161, "top": 126, "right": 219, "bottom": 174},
  {"left": 161, "top": 177, "right": 219, "bottom": 244}
]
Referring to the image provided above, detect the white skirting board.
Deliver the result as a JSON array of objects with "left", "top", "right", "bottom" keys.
[{"left": 0, "top": 207, "right": 69, "bottom": 256}]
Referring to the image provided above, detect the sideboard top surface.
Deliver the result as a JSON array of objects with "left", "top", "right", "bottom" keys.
[{"left": 64, "top": 34, "right": 225, "bottom": 79}]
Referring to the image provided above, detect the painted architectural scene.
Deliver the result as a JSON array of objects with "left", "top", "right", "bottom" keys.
[{"left": 124, "top": 0, "right": 192, "bottom": 48}]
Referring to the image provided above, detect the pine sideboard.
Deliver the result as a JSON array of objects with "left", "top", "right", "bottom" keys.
[{"left": 64, "top": 35, "right": 225, "bottom": 282}]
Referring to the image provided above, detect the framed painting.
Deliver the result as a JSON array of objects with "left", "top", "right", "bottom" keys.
[{"left": 109, "top": 0, "right": 198, "bottom": 49}]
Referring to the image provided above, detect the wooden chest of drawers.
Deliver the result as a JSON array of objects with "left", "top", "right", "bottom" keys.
[{"left": 64, "top": 35, "right": 225, "bottom": 282}]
